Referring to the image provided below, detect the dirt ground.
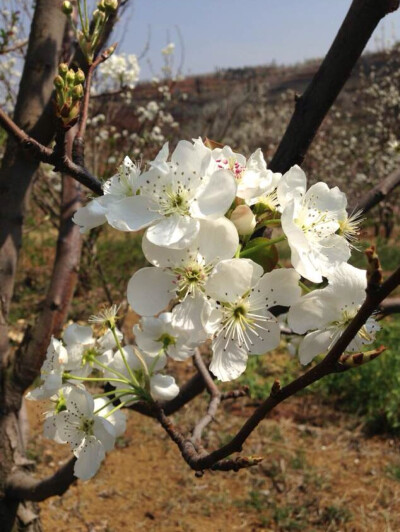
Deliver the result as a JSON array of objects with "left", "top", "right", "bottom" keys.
[{"left": 25, "top": 387, "right": 400, "bottom": 532}]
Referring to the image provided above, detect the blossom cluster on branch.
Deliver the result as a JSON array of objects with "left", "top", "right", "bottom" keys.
[{"left": 28, "top": 138, "right": 381, "bottom": 480}]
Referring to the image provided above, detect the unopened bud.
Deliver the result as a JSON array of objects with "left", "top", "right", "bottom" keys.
[
  {"left": 93, "top": 9, "right": 106, "bottom": 22},
  {"left": 97, "top": 0, "right": 106, "bottom": 11},
  {"left": 54, "top": 75, "right": 64, "bottom": 89},
  {"left": 62, "top": 1, "right": 73, "bottom": 15},
  {"left": 72, "top": 84, "right": 84, "bottom": 99},
  {"left": 66, "top": 69, "right": 76, "bottom": 85},
  {"left": 104, "top": 0, "right": 118, "bottom": 13},
  {"left": 58, "top": 63, "right": 69, "bottom": 77},
  {"left": 230, "top": 205, "right": 256, "bottom": 235},
  {"left": 75, "top": 68, "right": 85, "bottom": 84}
]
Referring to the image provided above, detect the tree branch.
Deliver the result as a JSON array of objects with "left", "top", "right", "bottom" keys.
[
  {"left": 12, "top": 130, "right": 83, "bottom": 397},
  {"left": 354, "top": 166, "right": 400, "bottom": 214},
  {"left": 191, "top": 350, "right": 221, "bottom": 445},
  {"left": 269, "top": 0, "right": 400, "bottom": 173},
  {"left": 5, "top": 458, "right": 76, "bottom": 502},
  {"left": 153, "top": 265, "right": 400, "bottom": 472},
  {"left": 0, "top": 107, "right": 103, "bottom": 195}
]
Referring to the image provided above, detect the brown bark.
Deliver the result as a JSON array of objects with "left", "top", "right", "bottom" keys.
[{"left": 0, "top": 0, "right": 66, "bottom": 368}]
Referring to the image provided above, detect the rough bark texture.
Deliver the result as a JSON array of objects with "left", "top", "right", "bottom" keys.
[{"left": 0, "top": 0, "right": 66, "bottom": 367}]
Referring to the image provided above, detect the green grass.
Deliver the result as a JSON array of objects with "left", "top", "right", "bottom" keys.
[{"left": 314, "top": 315, "right": 400, "bottom": 434}]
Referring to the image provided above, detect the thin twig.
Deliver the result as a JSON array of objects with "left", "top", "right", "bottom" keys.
[
  {"left": 191, "top": 349, "right": 221, "bottom": 445},
  {"left": 73, "top": 43, "right": 117, "bottom": 167}
]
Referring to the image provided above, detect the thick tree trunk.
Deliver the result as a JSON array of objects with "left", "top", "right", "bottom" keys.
[
  {"left": 0, "top": 2, "right": 66, "bottom": 529},
  {"left": 0, "top": 0, "right": 66, "bottom": 366}
]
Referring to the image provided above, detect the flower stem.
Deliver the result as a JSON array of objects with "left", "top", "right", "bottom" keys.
[
  {"left": 93, "top": 393, "right": 132, "bottom": 415},
  {"left": 299, "top": 280, "right": 312, "bottom": 293},
  {"left": 111, "top": 326, "right": 141, "bottom": 388},
  {"left": 103, "top": 401, "right": 127, "bottom": 418},
  {"left": 64, "top": 373, "right": 128, "bottom": 385},
  {"left": 92, "top": 357, "right": 128, "bottom": 381}
]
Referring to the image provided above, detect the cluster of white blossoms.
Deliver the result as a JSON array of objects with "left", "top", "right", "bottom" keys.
[
  {"left": 29, "top": 138, "right": 381, "bottom": 480},
  {"left": 94, "top": 53, "right": 140, "bottom": 93}
]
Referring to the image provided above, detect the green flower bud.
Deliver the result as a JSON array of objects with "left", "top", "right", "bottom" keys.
[
  {"left": 62, "top": 1, "right": 73, "bottom": 15},
  {"left": 93, "top": 9, "right": 106, "bottom": 23},
  {"left": 58, "top": 63, "right": 69, "bottom": 77},
  {"left": 104, "top": 0, "right": 118, "bottom": 13},
  {"left": 74, "top": 68, "right": 85, "bottom": 84},
  {"left": 72, "top": 84, "right": 84, "bottom": 99},
  {"left": 97, "top": 0, "right": 106, "bottom": 12},
  {"left": 66, "top": 69, "right": 76, "bottom": 85},
  {"left": 54, "top": 75, "right": 64, "bottom": 89}
]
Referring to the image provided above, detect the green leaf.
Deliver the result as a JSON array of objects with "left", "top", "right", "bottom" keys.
[{"left": 240, "top": 237, "right": 279, "bottom": 272}]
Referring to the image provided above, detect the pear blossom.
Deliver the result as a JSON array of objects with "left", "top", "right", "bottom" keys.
[
  {"left": 106, "top": 140, "right": 237, "bottom": 249},
  {"left": 127, "top": 217, "right": 239, "bottom": 317},
  {"left": 277, "top": 165, "right": 351, "bottom": 283},
  {"left": 63, "top": 323, "right": 94, "bottom": 373},
  {"left": 55, "top": 386, "right": 116, "bottom": 480},
  {"left": 26, "top": 337, "right": 68, "bottom": 400},
  {"left": 73, "top": 157, "right": 141, "bottom": 233},
  {"left": 288, "top": 263, "right": 380, "bottom": 365},
  {"left": 204, "top": 259, "right": 301, "bottom": 381},
  {"left": 93, "top": 397, "right": 126, "bottom": 437},
  {"left": 203, "top": 141, "right": 281, "bottom": 205},
  {"left": 133, "top": 312, "right": 194, "bottom": 361},
  {"left": 103, "top": 346, "right": 179, "bottom": 403}
]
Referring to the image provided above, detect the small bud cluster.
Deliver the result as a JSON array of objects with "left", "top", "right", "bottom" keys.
[
  {"left": 62, "top": 0, "right": 118, "bottom": 64},
  {"left": 54, "top": 65, "right": 85, "bottom": 127}
]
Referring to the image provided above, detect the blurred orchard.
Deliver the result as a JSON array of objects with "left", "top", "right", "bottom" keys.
[{"left": 1, "top": 1, "right": 400, "bottom": 531}]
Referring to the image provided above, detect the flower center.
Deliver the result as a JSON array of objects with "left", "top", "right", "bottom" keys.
[
  {"left": 157, "top": 333, "right": 176, "bottom": 350},
  {"left": 159, "top": 185, "right": 190, "bottom": 217},
  {"left": 80, "top": 418, "right": 95, "bottom": 435},
  {"left": 173, "top": 260, "right": 212, "bottom": 296}
]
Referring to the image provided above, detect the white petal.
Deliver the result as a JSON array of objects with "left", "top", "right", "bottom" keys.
[
  {"left": 72, "top": 199, "right": 107, "bottom": 233},
  {"left": 247, "top": 314, "right": 281, "bottom": 355},
  {"left": 210, "top": 335, "right": 248, "bottom": 382},
  {"left": 150, "top": 374, "right": 179, "bottom": 401},
  {"left": 252, "top": 269, "right": 301, "bottom": 308},
  {"left": 277, "top": 165, "right": 307, "bottom": 210},
  {"left": 65, "top": 386, "right": 94, "bottom": 418},
  {"left": 298, "top": 329, "right": 333, "bottom": 365},
  {"left": 288, "top": 291, "right": 338, "bottom": 334},
  {"left": 73, "top": 436, "right": 105, "bottom": 480},
  {"left": 106, "top": 195, "right": 161, "bottom": 232},
  {"left": 93, "top": 417, "right": 116, "bottom": 452},
  {"left": 192, "top": 169, "right": 237, "bottom": 219},
  {"left": 63, "top": 324, "right": 93, "bottom": 348},
  {"left": 146, "top": 215, "right": 199, "bottom": 249},
  {"left": 127, "top": 267, "right": 175, "bottom": 316},
  {"left": 196, "top": 218, "right": 239, "bottom": 263},
  {"left": 205, "top": 258, "right": 261, "bottom": 303}
]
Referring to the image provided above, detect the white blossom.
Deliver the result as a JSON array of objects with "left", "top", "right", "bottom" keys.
[
  {"left": 56, "top": 387, "right": 116, "bottom": 480},
  {"left": 204, "top": 259, "right": 301, "bottom": 381},
  {"left": 105, "top": 140, "right": 237, "bottom": 249},
  {"left": 288, "top": 263, "right": 380, "bottom": 365},
  {"left": 277, "top": 165, "right": 351, "bottom": 283}
]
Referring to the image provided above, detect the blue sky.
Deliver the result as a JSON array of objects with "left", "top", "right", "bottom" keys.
[{"left": 117, "top": 0, "right": 400, "bottom": 79}]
